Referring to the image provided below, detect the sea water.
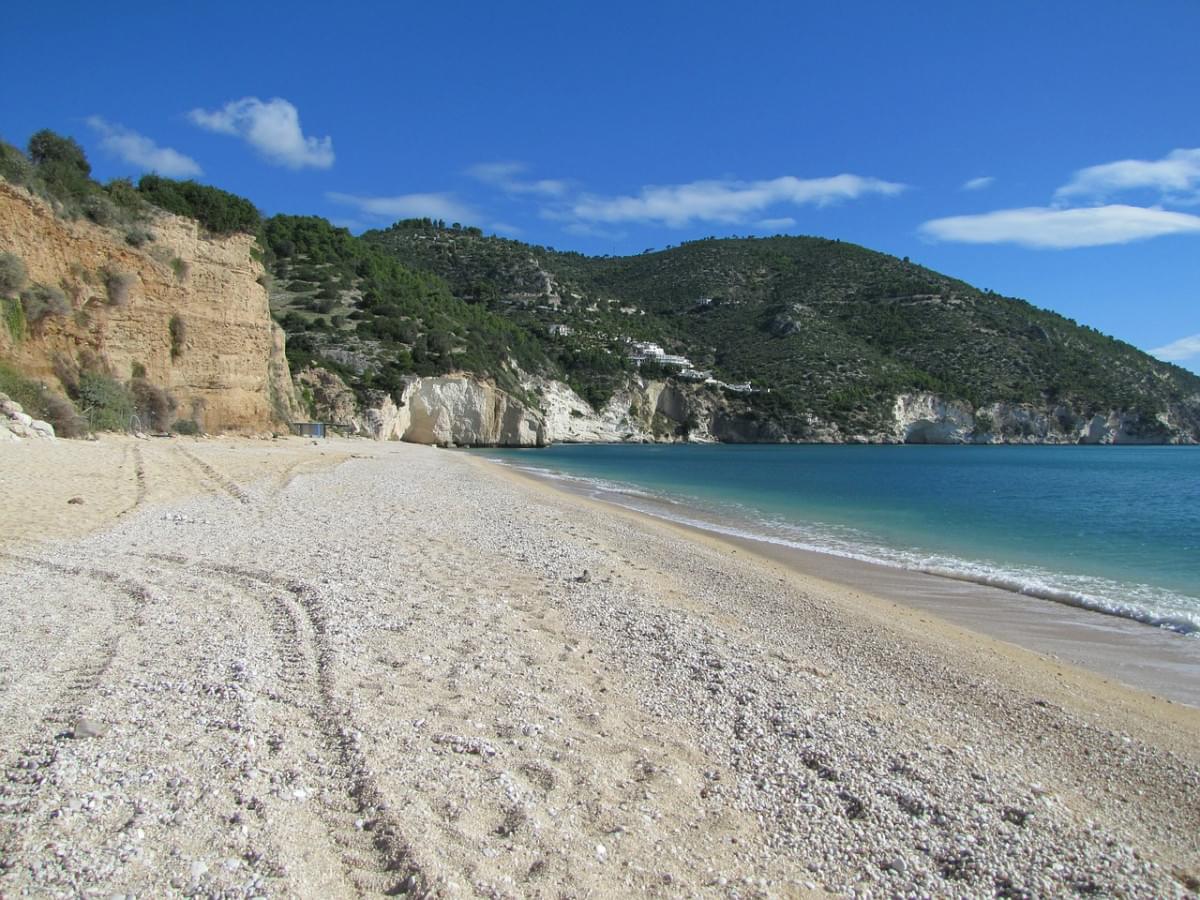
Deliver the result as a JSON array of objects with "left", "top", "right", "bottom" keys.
[{"left": 481, "top": 444, "right": 1200, "bottom": 636}]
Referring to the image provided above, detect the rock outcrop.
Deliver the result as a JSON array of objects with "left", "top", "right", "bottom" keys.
[
  {"left": 396, "top": 376, "right": 545, "bottom": 447},
  {"left": 0, "top": 393, "right": 55, "bottom": 442},
  {"left": 0, "top": 181, "right": 298, "bottom": 432},
  {"left": 295, "top": 366, "right": 359, "bottom": 428},
  {"left": 888, "top": 392, "right": 1198, "bottom": 445}
]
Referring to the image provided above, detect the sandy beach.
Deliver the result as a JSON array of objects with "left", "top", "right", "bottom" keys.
[{"left": 0, "top": 436, "right": 1197, "bottom": 898}]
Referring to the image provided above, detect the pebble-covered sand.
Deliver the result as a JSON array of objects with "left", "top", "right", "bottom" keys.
[{"left": 0, "top": 437, "right": 1197, "bottom": 898}]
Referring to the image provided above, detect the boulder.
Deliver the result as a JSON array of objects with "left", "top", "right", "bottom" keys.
[{"left": 30, "top": 419, "right": 55, "bottom": 440}]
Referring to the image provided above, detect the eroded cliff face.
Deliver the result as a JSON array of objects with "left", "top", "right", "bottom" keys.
[
  {"left": 396, "top": 376, "right": 545, "bottom": 447},
  {"left": 0, "top": 182, "right": 299, "bottom": 432},
  {"left": 889, "top": 392, "right": 1198, "bottom": 445}
]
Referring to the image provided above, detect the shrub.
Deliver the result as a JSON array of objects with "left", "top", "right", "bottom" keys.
[
  {"left": 0, "top": 361, "right": 86, "bottom": 437},
  {"left": 75, "top": 371, "right": 134, "bottom": 432},
  {"left": 137, "top": 175, "right": 260, "bottom": 235},
  {"left": 28, "top": 130, "right": 93, "bottom": 211},
  {"left": 20, "top": 283, "right": 70, "bottom": 321},
  {"left": 0, "top": 251, "right": 27, "bottom": 295},
  {"left": 171, "top": 257, "right": 190, "bottom": 281},
  {"left": 172, "top": 418, "right": 200, "bottom": 435},
  {"left": 28, "top": 130, "right": 90, "bottom": 176},
  {"left": 0, "top": 140, "right": 36, "bottom": 188},
  {"left": 82, "top": 194, "right": 118, "bottom": 226},
  {"left": 104, "top": 269, "right": 137, "bottom": 307},
  {"left": 130, "top": 378, "right": 176, "bottom": 431},
  {"left": 124, "top": 228, "right": 154, "bottom": 247},
  {"left": 169, "top": 314, "right": 186, "bottom": 359},
  {"left": 131, "top": 361, "right": 147, "bottom": 379},
  {"left": 2, "top": 297, "right": 26, "bottom": 340},
  {"left": 106, "top": 177, "right": 150, "bottom": 216},
  {"left": 41, "top": 392, "right": 87, "bottom": 437}
]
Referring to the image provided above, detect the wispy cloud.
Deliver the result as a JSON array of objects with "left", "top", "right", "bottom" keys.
[
  {"left": 466, "top": 162, "right": 567, "bottom": 197},
  {"left": 569, "top": 174, "right": 905, "bottom": 227},
  {"left": 86, "top": 116, "right": 201, "bottom": 177},
  {"left": 962, "top": 175, "right": 995, "bottom": 191},
  {"left": 327, "top": 191, "right": 477, "bottom": 223},
  {"left": 562, "top": 221, "right": 626, "bottom": 240},
  {"left": 189, "top": 97, "right": 333, "bottom": 170},
  {"left": 489, "top": 221, "right": 524, "bottom": 236},
  {"left": 1056, "top": 148, "right": 1200, "bottom": 203},
  {"left": 756, "top": 216, "right": 797, "bottom": 230},
  {"left": 1150, "top": 332, "right": 1200, "bottom": 363},
  {"left": 919, "top": 204, "right": 1200, "bottom": 249}
]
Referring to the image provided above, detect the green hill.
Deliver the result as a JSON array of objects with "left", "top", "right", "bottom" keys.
[
  {"left": 5, "top": 127, "right": 1196, "bottom": 443},
  {"left": 362, "top": 220, "right": 1200, "bottom": 437}
]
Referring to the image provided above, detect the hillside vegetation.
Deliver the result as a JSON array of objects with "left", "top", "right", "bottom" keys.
[
  {"left": 4, "top": 128, "right": 1198, "bottom": 441},
  {"left": 365, "top": 220, "right": 1200, "bottom": 435}
]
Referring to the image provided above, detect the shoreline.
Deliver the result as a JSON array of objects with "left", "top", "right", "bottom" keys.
[
  {"left": 2, "top": 436, "right": 1198, "bottom": 896},
  {"left": 477, "top": 451, "right": 1200, "bottom": 708}
]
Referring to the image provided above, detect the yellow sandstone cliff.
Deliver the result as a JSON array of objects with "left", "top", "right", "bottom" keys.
[{"left": 0, "top": 181, "right": 299, "bottom": 432}]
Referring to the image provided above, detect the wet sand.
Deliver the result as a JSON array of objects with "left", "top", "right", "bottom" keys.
[{"left": 503, "top": 460, "right": 1200, "bottom": 708}]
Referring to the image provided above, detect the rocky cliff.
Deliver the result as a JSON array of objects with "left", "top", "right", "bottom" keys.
[
  {"left": 890, "top": 392, "right": 1197, "bottom": 445},
  {"left": 289, "top": 363, "right": 1200, "bottom": 448},
  {"left": 0, "top": 181, "right": 299, "bottom": 432}
]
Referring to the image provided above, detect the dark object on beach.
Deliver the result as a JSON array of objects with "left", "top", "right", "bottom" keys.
[
  {"left": 67, "top": 496, "right": 84, "bottom": 505},
  {"left": 575, "top": 570, "right": 591, "bottom": 583}
]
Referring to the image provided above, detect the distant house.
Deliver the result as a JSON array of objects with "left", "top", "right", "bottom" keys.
[
  {"left": 547, "top": 323, "right": 574, "bottom": 337},
  {"left": 292, "top": 422, "right": 328, "bottom": 438}
]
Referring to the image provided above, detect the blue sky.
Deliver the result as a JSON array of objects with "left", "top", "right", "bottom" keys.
[{"left": 4, "top": 0, "right": 1199, "bottom": 370}]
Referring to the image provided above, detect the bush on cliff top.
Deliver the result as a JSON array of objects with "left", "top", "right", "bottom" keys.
[{"left": 137, "top": 175, "right": 261, "bottom": 235}]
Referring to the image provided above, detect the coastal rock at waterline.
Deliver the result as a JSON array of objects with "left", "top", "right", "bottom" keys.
[
  {"left": 534, "top": 377, "right": 630, "bottom": 443},
  {"left": 398, "top": 376, "right": 546, "bottom": 447},
  {"left": 892, "top": 393, "right": 975, "bottom": 443},
  {"left": 889, "top": 392, "right": 1196, "bottom": 445}
]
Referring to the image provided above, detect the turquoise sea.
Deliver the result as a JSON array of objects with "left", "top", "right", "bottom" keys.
[{"left": 482, "top": 444, "right": 1200, "bottom": 636}]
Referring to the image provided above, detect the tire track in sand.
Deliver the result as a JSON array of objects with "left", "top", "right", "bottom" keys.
[
  {"left": 0, "top": 552, "right": 149, "bottom": 878},
  {"left": 173, "top": 446, "right": 255, "bottom": 506},
  {"left": 142, "top": 552, "right": 429, "bottom": 897}
]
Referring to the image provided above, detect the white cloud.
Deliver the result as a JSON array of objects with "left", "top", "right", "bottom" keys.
[
  {"left": 756, "top": 217, "right": 797, "bottom": 230},
  {"left": 489, "top": 221, "right": 524, "bottom": 236},
  {"left": 189, "top": 97, "right": 333, "bottom": 169},
  {"left": 919, "top": 204, "right": 1200, "bottom": 249},
  {"left": 570, "top": 174, "right": 905, "bottom": 227},
  {"left": 466, "top": 162, "right": 567, "bottom": 197},
  {"left": 327, "top": 191, "right": 477, "bottom": 223},
  {"left": 1056, "top": 148, "right": 1200, "bottom": 202},
  {"left": 1150, "top": 332, "right": 1200, "bottom": 363},
  {"left": 962, "top": 176, "right": 995, "bottom": 191},
  {"left": 86, "top": 116, "right": 201, "bottom": 177},
  {"left": 562, "top": 222, "right": 625, "bottom": 240}
]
